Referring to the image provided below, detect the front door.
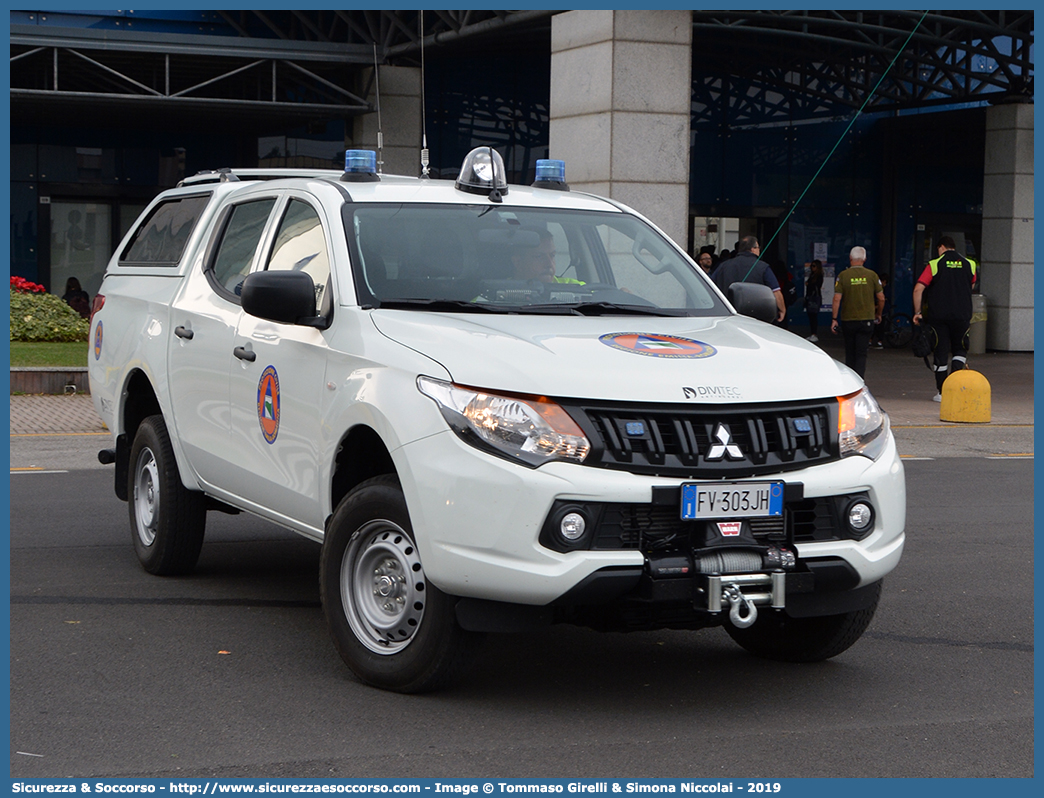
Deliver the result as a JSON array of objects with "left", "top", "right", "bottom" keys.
[{"left": 225, "top": 196, "right": 334, "bottom": 534}]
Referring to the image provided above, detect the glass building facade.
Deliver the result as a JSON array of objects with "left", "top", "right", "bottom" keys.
[{"left": 10, "top": 24, "right": 988, "bottom": 325}]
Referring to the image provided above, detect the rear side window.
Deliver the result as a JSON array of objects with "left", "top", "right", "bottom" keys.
[
  {"left": 120, "top": 194, "right": 210, "bottom": 266},
  {"left": 209, "top": 199, "right": 277, "bottom": 296}
]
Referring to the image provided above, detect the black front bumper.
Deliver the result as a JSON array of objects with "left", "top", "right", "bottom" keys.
[{"left": 456, "top": 559, "right": 879, "bottom": 633}]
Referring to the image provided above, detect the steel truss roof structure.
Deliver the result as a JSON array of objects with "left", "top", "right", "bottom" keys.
[
  {"left": 9, "top": 10, "right": 1033, "bottom": 132},
  {"left": 8, "top": 10, "right": 554, "bottom": 130},
  {"left": 690, "top": 10, "right": 1034, "bottom": 128}
]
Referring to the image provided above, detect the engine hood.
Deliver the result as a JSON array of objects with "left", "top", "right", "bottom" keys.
[{"left": 369, "top": 311, "right": 862, "bottom": 404}]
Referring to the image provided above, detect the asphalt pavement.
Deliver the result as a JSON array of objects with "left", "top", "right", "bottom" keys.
[{"left": 8, "top": 458, "right": 1035, "bottom": 778}]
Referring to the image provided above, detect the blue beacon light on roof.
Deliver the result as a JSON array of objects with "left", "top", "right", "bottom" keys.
[
  {"left": 533, "top": 159, "right": 569, "bottom": 191},
  {"left": 345, "top": 150, "right": 376, "bottom": 173},
  {"left": 341, "top": 150, "right": 380, "bottom": 183}
]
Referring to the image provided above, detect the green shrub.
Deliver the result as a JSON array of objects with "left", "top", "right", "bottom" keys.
[{"left": 9, "top": 290, "right": 91, "bottom": 342}]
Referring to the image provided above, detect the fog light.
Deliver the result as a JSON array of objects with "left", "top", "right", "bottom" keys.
[
  {"left": 560, "top": 512, "right": 587, "bottom": 541},
  {"left": 847, "top": 501, "right": 874, "bottom": 533}
]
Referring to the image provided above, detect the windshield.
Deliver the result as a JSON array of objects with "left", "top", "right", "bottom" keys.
[{"left": 344, "top": 204, "right": 728, "bottom": 316}]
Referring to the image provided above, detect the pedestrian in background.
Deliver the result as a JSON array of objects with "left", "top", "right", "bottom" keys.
[
  {"left": 830, "top": 247, "right": 884, "bottom": 379},
  {"left": 711, "top": 236, "right": 786, "bottom": 322},
  {"left": 770, "top": 259, "right": 796, "bottom": 329},
  {"left": 62, "top": 276, "right": 91, "bottom": 319},
  {"left": 912, "top": 236, "right": 978, "bottom": 401},
  {"left": 696, "top": 250, "right": 714, "bottom": 275},
  {"left": 804, "top": 259, "right": 824, "bottom": 342},
  {"left": 870, "top": 272, "right": 891, "bottom": 348}
]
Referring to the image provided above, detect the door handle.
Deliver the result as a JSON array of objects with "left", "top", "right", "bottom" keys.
[
  {"left": 233, "top": 346, "right": 256, "bottom": 362},
  {"left": 174, "top": 326, "right": 194, "bottom": 340}
]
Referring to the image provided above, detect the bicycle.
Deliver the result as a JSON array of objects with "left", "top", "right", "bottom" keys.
[{"left": 881, "top": 311, "right": 914, "bottom": 348}]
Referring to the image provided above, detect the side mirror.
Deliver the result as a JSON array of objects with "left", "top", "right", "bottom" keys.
[
  {"left": 727, "top": 282, "right": 778, "bottom": 323},
  {"left": 241, "top": 271, "right": 327, "bottom": 328}
]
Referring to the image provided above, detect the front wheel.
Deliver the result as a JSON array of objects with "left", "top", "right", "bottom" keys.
[
  {"left": 128, "top": 415, "right": 207, "bottom": 575},
  {"left": 320, "top": 476, "right": 480, "bottom": 693},
  {"left": 724, "top": 582, "right": 882, "bottom": 662}
]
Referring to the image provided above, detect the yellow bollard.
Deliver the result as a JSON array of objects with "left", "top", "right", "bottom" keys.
[{"left": 939, "top": 369, "right": 991, "bottom": 423}]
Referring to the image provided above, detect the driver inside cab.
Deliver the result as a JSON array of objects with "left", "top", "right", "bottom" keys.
[{"left": 511, "top": 228, "right": 584, "bottom": 285}]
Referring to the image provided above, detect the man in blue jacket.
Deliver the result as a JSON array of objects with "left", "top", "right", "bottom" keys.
[{"left": 710, "top": 236, "right": 786, "bottom": 322}]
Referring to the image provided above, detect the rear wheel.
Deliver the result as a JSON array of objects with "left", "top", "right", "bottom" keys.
[
  {"left": 128, "top": 415, "right": 206, "bottom": 575},
  {"left": 320, "top": 475, "right": 480, "bottom": 693},
  {"left": 724, "top": 582, "right": 881, "bottom": 662}
]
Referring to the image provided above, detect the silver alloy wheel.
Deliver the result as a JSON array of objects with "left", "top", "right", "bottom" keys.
[
  {"left": 341, "top": 520, "right": 426, "bottom": 655},
  {"left": 133, "top": 446, "right": 160, "bottom": 547}
]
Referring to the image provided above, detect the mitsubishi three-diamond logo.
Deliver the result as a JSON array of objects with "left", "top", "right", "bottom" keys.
[{"left": 706, "top": 423, "right": 744, "bottom": 461}]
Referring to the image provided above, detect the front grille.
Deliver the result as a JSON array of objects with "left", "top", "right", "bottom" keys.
[
  {"left": 565, "top": 399, "right": 838, "bottom": 478},
  {"left": 790, "top": 498, "right": 842, "bottom": 542},
  {"left": 587, "top": 497, "right": 839, "bottom": 551},
  {"left": 596, "top": 505, "right": 671, "bottom": 550}
]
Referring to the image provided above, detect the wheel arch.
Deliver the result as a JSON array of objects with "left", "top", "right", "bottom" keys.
[
  {"left": 107, "top": 369, "right": 162, "bottom": 501},
  {"left": 115, "top": 367, "right": 199, "bottom": 500},
  {"left": 329, "top": 424, "right": 397, "bottom": 526},
  {"left": 122, "top": 368, "right": 162, "bottom": 443}
]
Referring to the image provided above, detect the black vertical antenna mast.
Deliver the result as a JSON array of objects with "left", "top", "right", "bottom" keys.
[{"left": 373, "top": 44, "right": 384, "bottom": 174}]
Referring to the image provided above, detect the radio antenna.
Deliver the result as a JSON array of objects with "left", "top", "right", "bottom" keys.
[
  {"left": 419, "top": 10, "right": 430, "bottom": 177},
  {"left": 372, "top": 43, "right": 384, "bottom": 174}
]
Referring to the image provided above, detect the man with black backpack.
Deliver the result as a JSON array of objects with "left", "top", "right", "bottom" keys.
[{"left": 912, "top": 236, "right": 978, "bottom": 402}]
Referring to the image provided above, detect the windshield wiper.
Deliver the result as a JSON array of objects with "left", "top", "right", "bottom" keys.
[
  {"left": 522, "top": 302, "right": 687, "bottom": 317},
  {"left": 374, "top": 299, "right": 505, "bottom": 313},
  {"left": 371, "top": 299, "right": 686, "bottom": 317}
]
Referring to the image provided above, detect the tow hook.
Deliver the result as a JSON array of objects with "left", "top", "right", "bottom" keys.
[
  {"left": 700, "top": 572, "right": 788, "bottom": 622},
  {"left": 723, "top": 583, "right": 758, "bottom": 628}
]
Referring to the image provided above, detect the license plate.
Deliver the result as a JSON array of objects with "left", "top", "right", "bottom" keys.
[{"left": 681, "top": 481, "right": 784, "bottom": 520}]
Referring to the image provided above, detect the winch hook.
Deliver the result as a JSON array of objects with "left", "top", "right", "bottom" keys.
[{"left": 723, "top": 583, "right": 758, "bottom": 629}]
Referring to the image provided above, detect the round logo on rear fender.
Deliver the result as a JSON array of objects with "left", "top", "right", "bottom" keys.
[
  {"left": 257, "top": 365, "right": 280, "bottom": 444},
  {"left": 94, "top": 321, "right": 103, "bottom": 360},
  {"left": 599, "top": 333, "right": 717, "bottom": 359}
]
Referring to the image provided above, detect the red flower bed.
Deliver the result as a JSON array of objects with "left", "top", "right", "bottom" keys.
[{"left": 10, "top": 276, "right": 46, "bottom": 294}]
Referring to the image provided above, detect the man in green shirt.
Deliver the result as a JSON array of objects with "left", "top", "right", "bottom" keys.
[{"left": 830, "top": 246, "right": 885, "bottom": 378}]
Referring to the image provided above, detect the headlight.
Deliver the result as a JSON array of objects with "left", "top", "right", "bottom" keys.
[
  {"left": 837, "top": 387, "right": 889, "bottom": 460},
  {"left": 418, "top": 376, "right": 590, "bottom": 467}
]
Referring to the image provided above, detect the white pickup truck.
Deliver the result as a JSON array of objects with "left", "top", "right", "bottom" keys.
[{"left": 89, "top": 147, "right": 905, "bottom": 692}]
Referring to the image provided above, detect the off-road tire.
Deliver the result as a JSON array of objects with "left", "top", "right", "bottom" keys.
[
  {"left": 320, "top": 475, "right": 480, "bottom": 693},
  {"left": 128, "top": 415, "right": 207, "bottom": 575},
  {"left": 724, "top": 581, "right": 882, "bottom": 662}
]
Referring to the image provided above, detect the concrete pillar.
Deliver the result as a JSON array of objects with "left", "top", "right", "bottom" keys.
[
  {"left": 982, "top": 102, "right": 1033, "bottom": 351},
  {"left": 353, "top": 66, "right": 423, "bottom": 177},
  {"left": 549, "top": 10, "right": 692, "bottom": 249}
]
